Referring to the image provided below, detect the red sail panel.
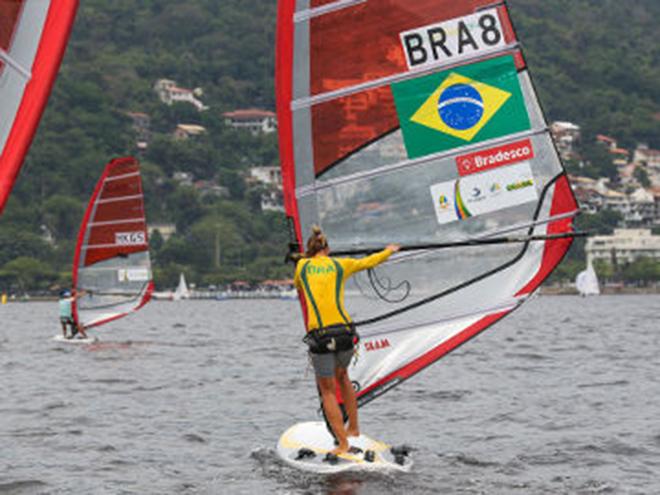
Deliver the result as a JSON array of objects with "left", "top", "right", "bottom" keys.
[
  {"left": 308, "top": 1, "right": 524, "bottom": 175},
  {"left": 0, "top": 1, "right": 23, "bottom": 51},
  {"left": 516, "top": 175, "right": 577, "bottom": 296},
  {"left": 0, "top": 0, "right": 79, "bottom": 214},
  {"left": 76, "top": 158, "right": 148, "bottom": 267},
  {"left": 312, "top": 87, "right": 399, "bottom": 176},
  {"left": 309, "top": 0, "right": 517, "bottom": 96}
]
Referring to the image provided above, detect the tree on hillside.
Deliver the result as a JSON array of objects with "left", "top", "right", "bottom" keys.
[{"left": 42, "top": 195, "right": 85, "bottom": 241}]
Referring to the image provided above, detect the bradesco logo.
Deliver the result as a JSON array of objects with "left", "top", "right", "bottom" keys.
[
  {"left": 456, "top": 139, "right": 535, "bottom": 176},
  {"left": 400, "top": 8, "right": 506, "bottom": 70},
  {"left": 115, "top": 231, "right": 146, "bottom": 246}
]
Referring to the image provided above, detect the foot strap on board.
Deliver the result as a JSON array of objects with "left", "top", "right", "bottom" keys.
[
  {"left": 363, "top": 450, "right": 375, "bottom": 463},
  {"left": 323, "top": 453, "right": 339, "bottom": 465},
  {"left": 295, "top": 448, "right": 316, "bottom": 460},
  {"left": 390, "top": 445, "right": 411, "bottom": 457},
  {"left": 391, "top": 445, "right": 412, "bottom": 466}
]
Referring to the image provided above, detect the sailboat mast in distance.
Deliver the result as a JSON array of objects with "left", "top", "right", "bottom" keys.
[
  {"left": 0, "top": 0, "right": 79, "bottom": 214},
  {"left": 72, "top": 157, "right": 154, "bottom": 330},
  {"left": 576, "top": 260, "right": 600, "bottom": 296},
  {"left": 173, "top": 273, "right": 190, "bottom": 301},
  {"left": 277, "top": 0, "right": 579, "bottom": 407}
]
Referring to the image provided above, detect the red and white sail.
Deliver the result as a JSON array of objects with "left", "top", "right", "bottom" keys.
[
  {"left": 72, "top": 157, "right": 153, "bottom": 329},
  {"left": 0, "top": 0, "right": 78, "bottom": 214},
  {"left": 277, "top": 1, "right": 578, "bottom": 408}
]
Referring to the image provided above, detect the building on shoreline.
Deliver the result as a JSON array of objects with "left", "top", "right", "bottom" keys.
[{"left": 586, "top": 229, "right": 660, "bottom": 265}]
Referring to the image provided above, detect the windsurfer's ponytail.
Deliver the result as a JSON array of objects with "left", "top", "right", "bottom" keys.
[{"left": 305, "top": 225, "right": 329, "bottom": 258}]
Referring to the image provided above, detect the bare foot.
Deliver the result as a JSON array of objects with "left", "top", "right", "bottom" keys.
[
  {"left": 330, "top": 442, "right": 349, "bottom": 456},
  {"left": 347, "top": 428, "right": 360, "bottom": 438}
]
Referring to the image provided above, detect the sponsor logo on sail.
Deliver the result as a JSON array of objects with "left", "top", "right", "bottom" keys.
[
  {"left": 365, "top": 339, "right": 391, "bottom": 352},
  {"left": 391, "top": 56, "right": 531, "bottom": 159},
  {"left": 400, "top": 9, "right": 506, "bottom": 70},
  {"left": 116, "top": 232, "right": 146, "bottom": 246},
  {"left": 454, "top": 180, "right": 472, "bottom": 220},
  {"left": 429, "top": 162, "right": 538, "bottom": 225},
  {"left": 117, "top": 268, "right": 150, "bottom": 282},
  {"left": 457, "top": 139, "right": 535, "bottom": 176},
  {"left": 506, "top": 179, "right": 534, "bottom": 191}
]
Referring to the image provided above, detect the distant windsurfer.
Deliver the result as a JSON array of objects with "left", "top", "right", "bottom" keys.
[
  {"left": 58, "top": 290, "right": 88, "bottom": 339},
  {"left": 294, "top": 226, "right": 400, "bottom": 456}
]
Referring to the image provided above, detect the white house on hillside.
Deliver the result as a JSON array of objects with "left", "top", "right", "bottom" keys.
[
  {"left": 550, "top": 121, "right": 581, "bottom": 160},
  {"left": 154, "top": 79, "right": 208, "bottom": 111},
  {"left": 174, "top": 124, "right": 207, "bottom": 140},
  {"left": 634, "top": 144, "right": 660, "bottom": 169},
  {"left": 148, "top": 223, "right": 177, "bottom": 242},
  {"left": 249, "top": 166, "right": 282, "bottom": 187},
  {"left": 223, "top": 109, "right": 277, "bottom": 135}
]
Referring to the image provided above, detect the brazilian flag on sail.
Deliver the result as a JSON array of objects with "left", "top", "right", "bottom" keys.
[{"left": 391, "top": 55, "right": 530, "bottom": 160}]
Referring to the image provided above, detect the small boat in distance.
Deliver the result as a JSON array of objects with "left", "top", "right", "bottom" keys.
[
  {"left": 576, "top": 259, "right": 600, "bottom": 296},
  {"left": 173, "top": 273, "right": 190, "bottom": 301}
]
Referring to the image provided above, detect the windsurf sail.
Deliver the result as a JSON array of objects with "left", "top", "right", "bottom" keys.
[
  {"left": 575, "top": 260, "right": 600, "bottom": 296},
  {"left": 277, "top": 1, "right": 579, "bottom": 407},
  {"left": 0, "top": 0, "right": 78, "bottom": 214},
  {"left": 173, "top": 273, "right": 190, "bottom": 300},
  {"left": 72, "top": 157, "right": 153, "bottom": 329}
]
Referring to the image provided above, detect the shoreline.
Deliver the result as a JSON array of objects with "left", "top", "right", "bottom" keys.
[
  {"left": 3, "top": 287, "right": 659, "bottom": 303},
  {"left": 540, "top": 286, "right": 660, "bottom": 296}
]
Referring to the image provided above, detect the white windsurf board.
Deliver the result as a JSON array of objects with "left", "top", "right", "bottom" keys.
[
  {"left": 276, "top": 421, "right": 412, "bottom": 473},
  {"left": 52, "top": 335, "right": 98, "bottom": 344}
]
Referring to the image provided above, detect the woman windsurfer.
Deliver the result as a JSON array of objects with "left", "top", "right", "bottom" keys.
[{"left": 294, "top": 226, "right": 399, "bottom": 456}]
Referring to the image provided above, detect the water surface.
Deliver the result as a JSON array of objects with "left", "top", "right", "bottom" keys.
[{"left": 1, "top": 296, "right": 658, "bottom": 494}]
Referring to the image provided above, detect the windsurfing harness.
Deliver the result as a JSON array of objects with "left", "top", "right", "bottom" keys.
[
  {"left": 303, "top": 323, "right": 359, "bottom": 354},
  {"left": 277, "top": 0, "right": 579, "bottom": 409}
]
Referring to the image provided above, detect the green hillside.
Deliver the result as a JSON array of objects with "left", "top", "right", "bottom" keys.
[{"left": 1, "top": 0, "right": 658, "bottom": 291}]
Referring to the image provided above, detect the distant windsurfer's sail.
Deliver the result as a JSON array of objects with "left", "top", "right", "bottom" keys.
[
  {"left": 0, "top": 0, "right": 78, "bottom": 214},
  {"left": 72, "top": 157, "right": 153, "bottom": 329},
  {"left": 277, "top": 1, "right": 579, "bottom": 407},
  {"left": 575, "top": 260, "right": 600, "bottom": 296},
  {"left": 173, "top": 273, "right": 190, "bottom": 301}
]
